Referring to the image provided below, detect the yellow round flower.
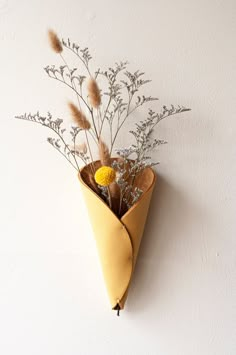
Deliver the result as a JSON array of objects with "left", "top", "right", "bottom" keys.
[{"left": 94, "top": 166, "right": 116, "bottom": 186}]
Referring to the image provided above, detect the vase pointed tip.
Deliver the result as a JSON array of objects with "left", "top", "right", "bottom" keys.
[{"left": 113, "top": 303, "right": 121, "bottom": 316}]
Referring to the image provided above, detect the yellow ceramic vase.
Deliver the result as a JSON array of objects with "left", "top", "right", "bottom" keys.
[{"left": 78, "top": 160, "right": 156, "bottom": 313}]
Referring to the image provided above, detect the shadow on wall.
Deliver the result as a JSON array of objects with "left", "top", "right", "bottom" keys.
[{"left": 126, "top": 173, "right": 202, "bottom": 314}]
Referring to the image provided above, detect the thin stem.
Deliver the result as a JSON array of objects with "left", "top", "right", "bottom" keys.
[
  {"left": 72, "top": 129, "right": 84, "bottom": 168},
  {"left": 90, "top": 108, "right": 99, "bottom": 140},
  {"left": 59, "top": 55, "right": 99, "bottom": 141},
  {"left": 48, "top": 71, "right": 91, "bottom": 113},
  {"left": 99, "top": 95, "right": 112, "bottom": 136},
  {"left": 110, "top": 94, "right": 134, "bottom": 153},
  {"left": 50, "top": 124, "right": 80, "bottom": 170},
  {"left": 73, "top": 79, "right": 98, "bottom": 142},
  {"left": 118, "top": 186, "right": 125, "bottom": 217},
  {"left": 107, "top": 187, "right": 112, "bottom": 209},
  {"left": 109, "top": 121, "right": 113, "bottom": 150},
  {"left": 60, "top": 46, "right": 99, "bottom": 140},
  {"left": 60, "top": 54, "right": 95, "bottom": 173},
  {"left": 97, "top": 107, "right": 103, "bottom": 134},
  {"left": 51, "top": 145, "right": 78, "bottom": 170}
]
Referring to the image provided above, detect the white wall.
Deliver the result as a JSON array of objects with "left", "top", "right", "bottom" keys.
[{"left": 0, "top": 0, "right": 235, "bottom": 354}]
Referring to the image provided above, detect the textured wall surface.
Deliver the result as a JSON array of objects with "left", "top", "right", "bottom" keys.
[{"left": 0, "top": 0, "right": 235, "bottom": 354}]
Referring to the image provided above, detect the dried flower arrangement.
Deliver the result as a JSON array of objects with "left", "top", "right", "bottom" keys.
[{"left": 16, "top": 30, "right": 190, "bottom": 315}]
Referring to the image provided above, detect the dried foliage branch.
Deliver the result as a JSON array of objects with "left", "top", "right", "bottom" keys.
[
  {"left": 15, "top": 112, "right": 82, "bottom": 170},
  {"left": 61, "top": 37, "right": 92, "bottom": 76}
]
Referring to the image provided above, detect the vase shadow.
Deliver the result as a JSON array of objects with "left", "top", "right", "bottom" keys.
[{"left": 125, "top": 173, "right": 202, "bottom": 314}]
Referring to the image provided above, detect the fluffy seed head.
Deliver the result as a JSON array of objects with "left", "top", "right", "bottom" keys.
[
  {"left": 94, "top": 166, "right": 116, "bottom": 187},
  {"left": 68, "top": 102, "right": 91, "bottom": 130},
  {"left": 99, "top": 139, "right": 110, "bottom": 166},
  {"left": 87, "top": 78, "right": 101, "bottom": 108},
  {"left": 48, "top": 29, "right": 63, "bottom": 53}
]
